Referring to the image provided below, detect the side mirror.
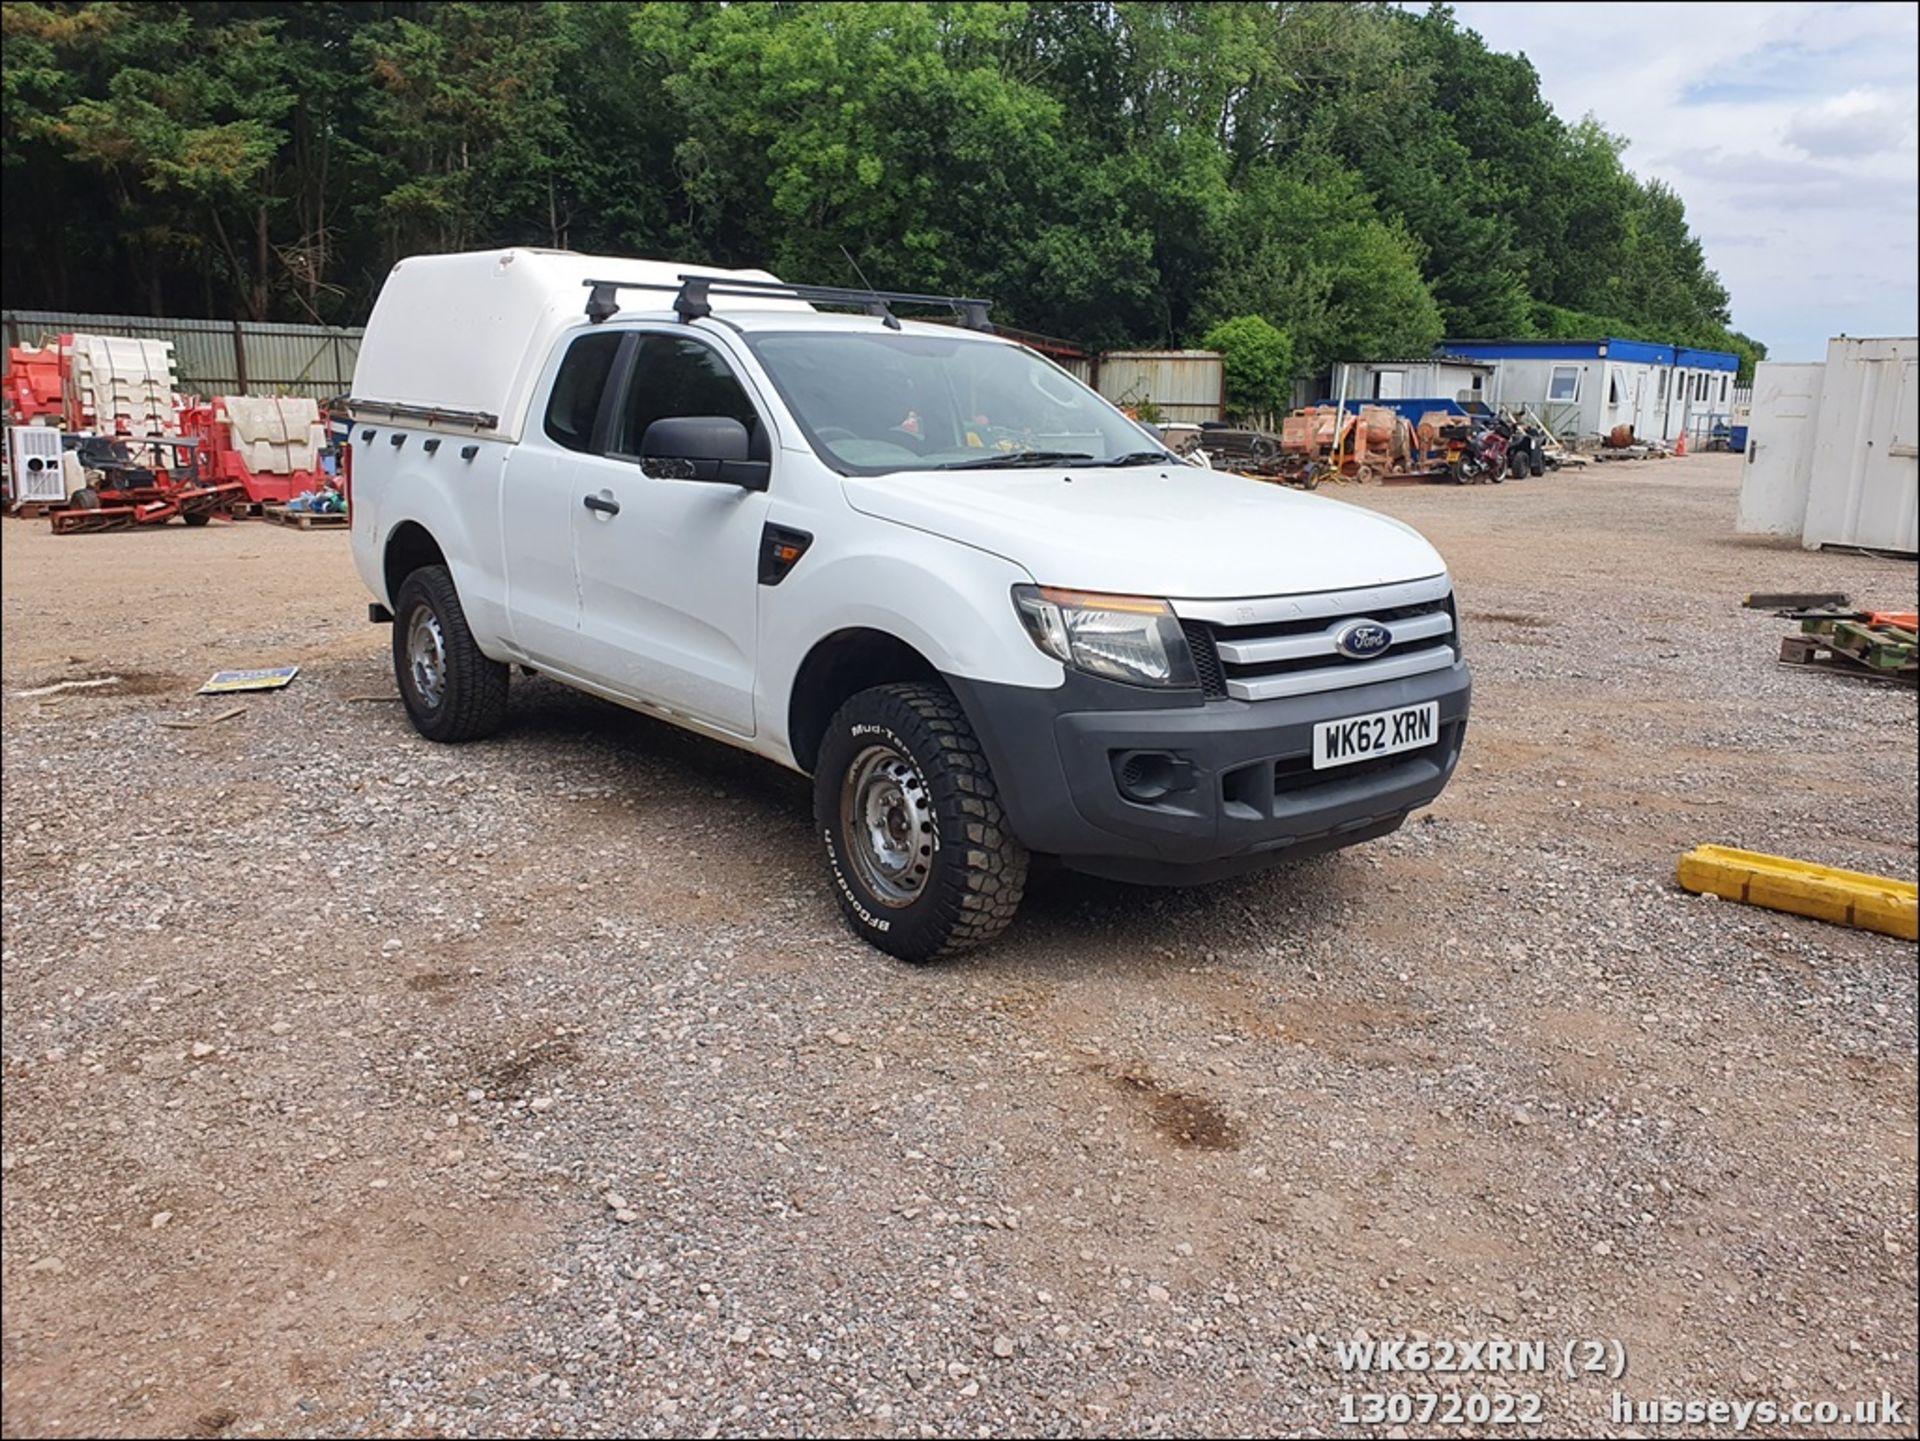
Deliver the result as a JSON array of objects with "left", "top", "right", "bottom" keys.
[
  {"left": 640, "top": 416, "right": 770, "bottom": 490},
  {"left": 1141, "top": 423, "right": 1165, "bottom": 444}
]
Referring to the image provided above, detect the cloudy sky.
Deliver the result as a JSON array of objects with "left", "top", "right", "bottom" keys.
[{"left": 1449, "top": 1, "right": 1919, "bottom": 361}]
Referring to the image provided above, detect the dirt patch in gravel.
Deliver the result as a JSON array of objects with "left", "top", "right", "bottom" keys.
[
  {"left": 1101, "top": 1068, "right": 1242, "bottom": 1152},
  {"left": 3, "top": 456, "right": 1915, "bottom": 1438}
]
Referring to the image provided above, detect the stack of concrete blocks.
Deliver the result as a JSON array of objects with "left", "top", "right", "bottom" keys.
[{"left": 67, "top": 334, "right": 179, "bottom": 437}]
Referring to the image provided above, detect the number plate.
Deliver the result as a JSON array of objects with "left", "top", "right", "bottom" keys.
[{"left": 1312, "top": 701, "right": 1439, "bottom": 769}]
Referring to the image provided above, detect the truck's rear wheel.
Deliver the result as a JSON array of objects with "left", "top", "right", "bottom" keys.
[
  {"left": 814, "top": 683, "right": 1028, "bottom": 963},
  {"left": 391, "top": 564, "right": 508, "bottom": 743}
]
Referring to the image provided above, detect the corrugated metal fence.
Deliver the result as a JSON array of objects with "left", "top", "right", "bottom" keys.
[
  {"left": 1093, "top": 350, "right": 1225, "bottom": 425},
  {"left": 2, "top": 310, "right": 363, "bottom": 401},
  {"left": 3, "top": 311, "right": 1234, "bottom": 422}
]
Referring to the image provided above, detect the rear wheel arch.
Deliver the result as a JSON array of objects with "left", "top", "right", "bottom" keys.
[{"left": 383, "top": 520, "right": 447, "bottom": 607}]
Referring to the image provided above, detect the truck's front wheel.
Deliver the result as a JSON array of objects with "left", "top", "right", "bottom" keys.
[
  {"left": 814, "top": 683, "right": 1028, "bottom": 963},
  {"left": 391, "top": 564, "right": 509, "bottom": 743}
]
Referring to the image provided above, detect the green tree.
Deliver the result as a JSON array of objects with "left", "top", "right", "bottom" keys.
[
  {"left": 0, "top": 0, "right": 1759, "bottom": 365},
  {"left": 9, "top": 2, "right": 295, "bottom": 316},
  {"left": 355, "top": 3, "right": 574, "bottom": 258},
  {"left": 1202, "top": 314, "right": 1295, "bottom": 419},
  {"left": 1198, "top": 165, "right": 1444, "bottom": 371}
]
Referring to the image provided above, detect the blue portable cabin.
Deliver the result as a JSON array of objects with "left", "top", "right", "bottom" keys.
[{"left": 1439, "top": 337, "right": 1737, "bottom": 442}]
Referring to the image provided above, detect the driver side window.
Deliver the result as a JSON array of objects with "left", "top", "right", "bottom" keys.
[{"left": 609, "top": 335, "right": 765, "bottom": 464}]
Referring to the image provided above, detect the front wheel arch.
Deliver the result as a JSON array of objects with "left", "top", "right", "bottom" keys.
[{"left": 787, "top": 627, "right": 943, "bottom": 774}]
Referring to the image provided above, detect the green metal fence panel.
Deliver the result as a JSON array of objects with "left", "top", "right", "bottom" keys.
[{"left": 2, "top": 310, "right": 362, "bottom": 401}]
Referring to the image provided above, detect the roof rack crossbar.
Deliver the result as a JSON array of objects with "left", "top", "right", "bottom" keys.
[{"left": 579, "top": 275, "right": 994, "bottom": 331}]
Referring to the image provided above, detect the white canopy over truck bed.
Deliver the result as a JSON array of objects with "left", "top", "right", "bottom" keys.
[{"left": 349, "top": 249, "right": 810, "bottom": 442}]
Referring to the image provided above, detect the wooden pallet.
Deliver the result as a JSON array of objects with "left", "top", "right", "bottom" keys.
[
  {"left": 7, "top": 501, "right": 64, "bottom": 519},
  {"left": 262, "top": 504, "right": 349, "bottom": 530},
  {"left": 1779, "top": 633, "right": 1918, "bottom": 685}
]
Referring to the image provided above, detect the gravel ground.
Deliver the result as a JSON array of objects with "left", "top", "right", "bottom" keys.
[{"left": 2, "top": 453, "right": 1915, "bottom": 1439}]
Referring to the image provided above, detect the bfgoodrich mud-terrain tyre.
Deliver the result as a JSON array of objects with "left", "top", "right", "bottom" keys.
[
  {"left": 391, "top": 564, "right": 509, "bottom": 743},
  {"left": 814, "top": 683, "right": 1029, "bottom": 963}
]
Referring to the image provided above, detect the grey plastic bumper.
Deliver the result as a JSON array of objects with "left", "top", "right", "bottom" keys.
[{"left": 947, "top": 661, "right": 1471, "bottom": 885}]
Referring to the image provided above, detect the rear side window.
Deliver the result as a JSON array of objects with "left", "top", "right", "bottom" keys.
[
  {"left": 544, "top": 332, "right": 622, "bottom": 452},
  {"left": 611, "top": 336, "right": 761, "bottom": 456}
]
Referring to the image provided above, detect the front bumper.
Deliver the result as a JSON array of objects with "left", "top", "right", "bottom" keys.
[{"left": 948, "top": 661, "right": 1471, "bottom": 885}]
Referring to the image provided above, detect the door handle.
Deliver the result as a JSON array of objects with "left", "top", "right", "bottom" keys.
[{"left": 583, "top": 493, "right": 620, "bottom": 516}]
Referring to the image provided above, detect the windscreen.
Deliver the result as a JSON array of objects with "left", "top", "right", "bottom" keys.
[{"left": 745, "top": 330, "right": 1160, "bottom": 475}]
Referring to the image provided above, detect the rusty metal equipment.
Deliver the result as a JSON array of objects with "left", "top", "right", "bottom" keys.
[
  {"left": 50, "top": 482, "right": 246, "bottom": 533},
  {"left": 1205, "top": 406, "right": 1415, "bottom": 489},
  {"left": 47, "top": 435, "right": 244, "bottom": 534}
]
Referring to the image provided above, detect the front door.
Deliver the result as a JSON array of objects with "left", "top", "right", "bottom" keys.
[
  {"left": 501, "top": 328, "right": 624, "bottom": 669},
  {"left": 568, "top": 331, "right": 772, "bottom": 736}
]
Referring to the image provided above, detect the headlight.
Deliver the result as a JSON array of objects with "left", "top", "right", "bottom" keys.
[{"left": 1012, "top": 585, "right": 1199, "bottom": 688}]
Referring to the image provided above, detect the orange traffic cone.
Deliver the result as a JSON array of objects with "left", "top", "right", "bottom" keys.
[{"left": 1674, "top": 427, "right": 1688, "bottom": 456}]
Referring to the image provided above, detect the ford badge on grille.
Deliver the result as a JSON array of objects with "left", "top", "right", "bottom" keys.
[{"left": 1334, "top": 620, "right": 1393, "bottom": 659}]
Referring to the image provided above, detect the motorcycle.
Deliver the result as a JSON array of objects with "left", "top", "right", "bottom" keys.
[{"left": 1450, "top": 416, "right": 1513, "bottom": 484}]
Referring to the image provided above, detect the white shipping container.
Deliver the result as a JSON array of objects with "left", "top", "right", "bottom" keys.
[
  {"left": 1801, "top": 337, "right": 1918, "bottom": 554},
  {"left": 1736, "top": 362, "right": 1825, "bottom": 537},
  {"left": 1741, "top": 338, "right": 1918, "bottom": 553}
]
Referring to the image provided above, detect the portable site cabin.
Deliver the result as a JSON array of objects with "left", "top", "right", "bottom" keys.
[
  {"left": 1441, "top": 338, "right": 1739, "bottom": 443},
  {"left": 1316, "top": 355, "right": 1496, "bottom": 409}
]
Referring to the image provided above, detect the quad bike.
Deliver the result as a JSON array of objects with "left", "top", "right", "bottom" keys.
[{"left": 1506, "top": 417, "right": 1548, "bottom": 477}]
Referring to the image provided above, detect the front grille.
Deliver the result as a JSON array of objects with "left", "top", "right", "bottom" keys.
[
  {"left": 1272, "top": 749, "right": 1406, "bottom": 795},
  {"left": 1219, "top": 720, "right": 1461, "bottom": 818},
  {"left": 1181, "top": 620, "right": 1228, "bottom": 699},
  {"left": 1174, "top": 578, "right": 1458, "bottom": 703}
]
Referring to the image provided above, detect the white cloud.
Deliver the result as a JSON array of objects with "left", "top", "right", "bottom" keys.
[
  {"left": 1784, "top": 89, "right": 1916, "bottom": 157},
  {"left": 1446, "top": 1, "right": 1919, "bottom": 361}
]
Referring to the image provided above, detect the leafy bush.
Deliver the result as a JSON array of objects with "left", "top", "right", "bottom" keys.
[{"left": 1202, "top": 316, "right": 1296, "bottom": 421}]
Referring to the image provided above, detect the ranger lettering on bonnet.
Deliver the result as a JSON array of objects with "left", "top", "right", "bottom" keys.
[{"left": 346, "top": 249, "right": 1472, "bottom": 962}]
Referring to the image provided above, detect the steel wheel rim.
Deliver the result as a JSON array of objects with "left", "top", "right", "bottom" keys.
[
  {"left": 840, "top": 743, "right": 938, "bottom": 907},
  {"left": 407, "top": 606, "right": 447, "bottom": 710}
]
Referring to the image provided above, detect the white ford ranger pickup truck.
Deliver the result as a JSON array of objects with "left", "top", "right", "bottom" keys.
[{"left": 347, "top": 250, "right": 1470, "bottom": 961}]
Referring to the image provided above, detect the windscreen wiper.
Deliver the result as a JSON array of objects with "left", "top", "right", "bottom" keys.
[
  {"left": 933, "top": 450, "right": 1095, "bottom": 469},
  {"left": 1084, "top": 451, "right": 1178, "bottom": 468}
]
